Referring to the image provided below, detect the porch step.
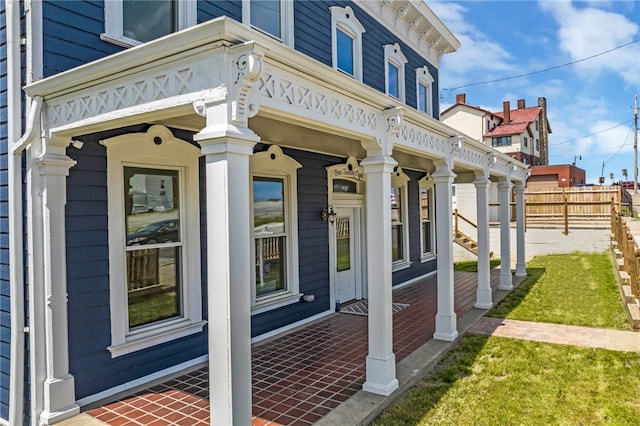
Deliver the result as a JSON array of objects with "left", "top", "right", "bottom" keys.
[
  {"left": 616, "top": 258, "right": 625, "bottom": 271},
  {"left": 613, "top": 248, "right": 623, "bottom": 259},
  {"left": 453, "top": 231, "right": 493, "bottom": 258},
  {"left": 622, "top": 284, "right": 636, "bottom": 303},
  {"left": 619, "top": 270, "right": 631, "bottom": 286}
]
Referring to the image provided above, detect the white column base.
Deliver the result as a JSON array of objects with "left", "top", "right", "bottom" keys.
[
  {"left": 515, "top": 263, "right": 527, "bottom": 277},
  {"left": 474, "top": 287, "right": 493, "bottom": 309},
  {"left": 434, "top": 313, "right": 459, "bottom": 341},
  {"left": 499, "top": 270, "right": 513, "bottom": 291},
  {"left": 40, "top": 376, "right": 80, "bottom": 425},
  {"left": 363, "top": 353, "right": 399, "bottom": 396}
]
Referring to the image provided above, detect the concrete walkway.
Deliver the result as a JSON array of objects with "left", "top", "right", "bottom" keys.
[{"left": 470, "top": 317, "right": 640, "bottom": 352}]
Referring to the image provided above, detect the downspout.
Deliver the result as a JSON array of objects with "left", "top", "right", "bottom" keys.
[
  {"left": 7, "top": 1, "right": 28, "bottom": 425},
  {"left": 8, "top": 0, "right": 44, "bottom": 423}
]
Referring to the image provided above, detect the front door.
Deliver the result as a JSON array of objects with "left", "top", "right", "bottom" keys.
[{"left": 334, "top": 207, "right": 360, "bottom": 303}]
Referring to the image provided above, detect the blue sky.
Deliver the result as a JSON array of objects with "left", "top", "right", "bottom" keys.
[{"left": 430, "top": 0, "right": 640, "bottom": 184}]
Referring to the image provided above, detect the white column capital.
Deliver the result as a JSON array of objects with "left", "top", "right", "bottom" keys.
[
  {"left": 497, "top": 179, "right": 512, "bottom": 190},
  {"left": 431, "top": 165, "right": 456, "bottom": 182},
  {"left": 473, "top": 173, "right": 490, "bottom": 188},
  {"left": 513, "top": 181, "right": 526, "bottom": 193}
]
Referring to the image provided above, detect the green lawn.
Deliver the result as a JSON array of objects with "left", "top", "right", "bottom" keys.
[
  {"left": 453, "top": 258, "right": 501, "bottom": 272},
  {"left": 374, "top": 252, "right": 638, "bottom": 425},
  {"left": 373, "top": 335, "right": 640, "bottom": 426},
  {"left": 488, "top": 251, "right": 629, "bottom": 330}
]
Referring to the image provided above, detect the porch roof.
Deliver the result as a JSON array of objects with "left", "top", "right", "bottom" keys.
[{"left": 23, "top": 16, "right": 527, "bottom": 182}]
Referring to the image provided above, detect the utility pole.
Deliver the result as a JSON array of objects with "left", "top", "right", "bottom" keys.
[{"left": 634, "top": 94, "right": 638, "bottom": 194}]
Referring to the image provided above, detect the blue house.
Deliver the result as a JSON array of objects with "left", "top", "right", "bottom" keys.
[{"left": 1, "top": 1, "right": 529, "bottom": 424}]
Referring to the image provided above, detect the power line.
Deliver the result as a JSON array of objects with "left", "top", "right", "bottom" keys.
[
  {"left": 441, "top": 39, "right": 639, "bottom": 95},
  {"left": 549, "top": 119, "right": 634, "bottom": 147}
]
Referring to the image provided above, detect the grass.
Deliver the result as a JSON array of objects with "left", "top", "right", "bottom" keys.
[
  {"left": 373, "top": 252, "right": 638, "bottom": 425},
  {"left": 453, "top": 258, "right": 501, "bottom": 272},
  {"left": 488, "top": 251, "right": 629, "bottom": 330},
  {"left": 373, "top": 334, "right": 640, "bottom": 426}
]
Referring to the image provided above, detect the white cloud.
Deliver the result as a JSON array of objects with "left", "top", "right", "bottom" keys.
[
  {"left": 430, "top": 1, "right": 516, "bottom": 80},
  {"left": 538, "top": 1, "right": 640, "bottom": 85}
]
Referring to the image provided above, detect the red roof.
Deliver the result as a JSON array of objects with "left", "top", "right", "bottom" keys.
[{"left": 488, "top": 106, "right": 541, "bottom": 137}]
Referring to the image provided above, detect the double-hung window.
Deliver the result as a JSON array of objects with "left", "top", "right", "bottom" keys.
[
  {"left": 418, "top": 175, "right": 435, "bottom": 260},
  {"left": 391, "top": 168, "right": 410, "bottom": 270},
  {"left": 243, "top": 0, "right": 294, "bottom": 46},
  {"left": 385, "top": 44, "right": 407, "bottom": 102},
  {"left": 250, "top": 146, "right": 301, "bottom": 312},
  {"left": 416, "top": 66, "right": 434, "bottom": 116},
  {"left": 331, "top": 6, "right": 365, "bottom": 81},
  {"left": 102, "top": 0, "right": 196, "bottom": 47},
  {"left": 104, "top": 125, "right": 203, "bottom": 357}
]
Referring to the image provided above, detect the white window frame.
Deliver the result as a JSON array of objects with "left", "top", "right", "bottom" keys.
[
  {"left": 391, "top": 167, "right": 411, "bottom": 271},
  {"left": 384, "top": 43, "right": 408, "bottom": 102},
  {"left": 416, "top": 66, "right": 434, "bottom": 116},
  {"left": 330, "top": 6, "right": 365, "bottom": 81},
  {"left": 418, "top": 174, "right": 436, "bottom": 262},
  {"left": 242, "top": 0, "right": 294, "bottom": 47},
  {"left": 102, "top": 0, "right": 197, "bottom": 47},
  {"left": 250, "top": 145, "right": 301, "bottom": 314},
  {"left": 103, "top": 125, "right": 203, "bottom": 358}
]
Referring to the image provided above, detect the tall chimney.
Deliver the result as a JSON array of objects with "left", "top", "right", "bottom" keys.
[
  {"left": 517, "top": 99, "right": 525, "bottom": 109},
  {"left": 503, "top": 101, "right": 511, "bottom": 124},
  {"left": 456, "top": 93, "right": 466, "bottom": 104},
  {"left": 538, "top": 97, "right": 549, "bottom": 165}
]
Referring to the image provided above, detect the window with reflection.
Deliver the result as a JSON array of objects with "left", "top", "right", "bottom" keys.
[
  {"left": 123, "top": 167, "right": 182, "bottom": 329},
  {"left": 337, "top": 29, "right": 354, "bottom": 75},
  {"left": 251, "top": 0, "right": 281, "bottom": 38},
  {"left": 388, "top": 63, "right": 399, "bottom": 98},
  {"left": 123, "top": 0, "right": 176, "bottom": 42},
  {"left": 420, "top": 188, "right": 433, "bottom": 256},
  {"left": 391, "top": 186, "right": 403, "bottom": 262},
  {"left": 253, "top": 177, "right": 286, "bottom": 297}
]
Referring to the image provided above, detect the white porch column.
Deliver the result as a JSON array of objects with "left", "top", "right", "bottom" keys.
[
  {"left": 473, "top": 173, "right": 493, "bottom": 309},
  {"left": 432, "top": 165, "right": 459, "bottom": 341},
  {"left": 195, "top": 105, "right": 259, "bottom": 425},
  {"left": 361, "top": 153, "right": 399, "bottom": 396},
  {"left": 498, "top": 179, "right": 513, "bottom": 290},
  {"left": 32, "top": 149, "right": 80, "bottom": 424},
  {"left": 514, "top": 182, "right": 527, "bottom": 277}
]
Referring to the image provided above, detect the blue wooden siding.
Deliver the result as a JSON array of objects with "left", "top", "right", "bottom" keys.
[
  {"left": 0, "top": 2, "right": 10, "bottom": 420},
  {"left": 65, "top": 136, "right": 208, "bottom": 400},
  {"left": 294, "top": 1, "right": 440, "bottom": 119}
]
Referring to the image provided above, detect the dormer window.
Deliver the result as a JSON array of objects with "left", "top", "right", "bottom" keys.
[
  {"left": 331, "top": 6, "right": 365, "bottom": 81},
  {"left": 102, "top": 0, "right": 196, "bottom": 47},
  {"left": 243, "top": 0, "right": 294, "bottom": 46},
  {"left": 384, "top": 44, "right": 407, "bottom": 102}
]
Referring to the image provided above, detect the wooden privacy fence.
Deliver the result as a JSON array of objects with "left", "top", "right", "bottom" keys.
[
  {"left": 610, "top": 204, "right": 640, "bottom": 329},
  {"left": 525, "top": 186, "right": 624, "bottom": 233}
]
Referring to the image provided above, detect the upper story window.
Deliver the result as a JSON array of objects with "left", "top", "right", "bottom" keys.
[
  {"left": 492, "top": 136, "right": 512, "bottom": 147},
  {"left": 250, "top": 146, "right": 301, "bottom": 313},
  {"left": 418, "top": 175, "right": 435, "bottom": 261},
  {"left": 103, "top": 125, "right": 203, "bottom": 357},
  {"left": 102, "top": 0, "right": 196, "bottom": 47},
  {"left": 391, "top": 167, "right": 410, "bottom": 270},
  {"left": 535, "top": 138, "right": 540, "bottom": 151},
  {"left": 535, "top": 119, "right": 539, "bottom": 131},
  {"left": 331, "top": 6, "right": 365, "bottom": 81},
  {"left": 416, "top": 66, "right": 434, "bottom": 116},
  {"left": 385, "top": 44, "right": 407, "bottom": 102},
  {"left": 524, "top": 136, "right": 528, "bottom": 147},
  {"left": 243, "top": 0, "right": 294, "bottom": 47}
]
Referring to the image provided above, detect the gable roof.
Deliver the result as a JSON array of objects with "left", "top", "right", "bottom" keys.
[{"left": 487, "top": 106, "right": 540, "bottom": 137}]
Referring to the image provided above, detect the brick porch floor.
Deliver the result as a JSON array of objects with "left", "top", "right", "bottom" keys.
[{"left": 84, "top": 270, "right": 500, "bottom": 425}]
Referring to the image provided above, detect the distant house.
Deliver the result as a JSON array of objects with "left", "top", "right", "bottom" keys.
[
  {"left": 441, "top": 94, "right": 552, "bottom": 166},
  {"left": 528, "top": 164, "right": 586, "bottom": 188},
  {"left": 2, "top": 1, "right": 528, "bottom": 424}
]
